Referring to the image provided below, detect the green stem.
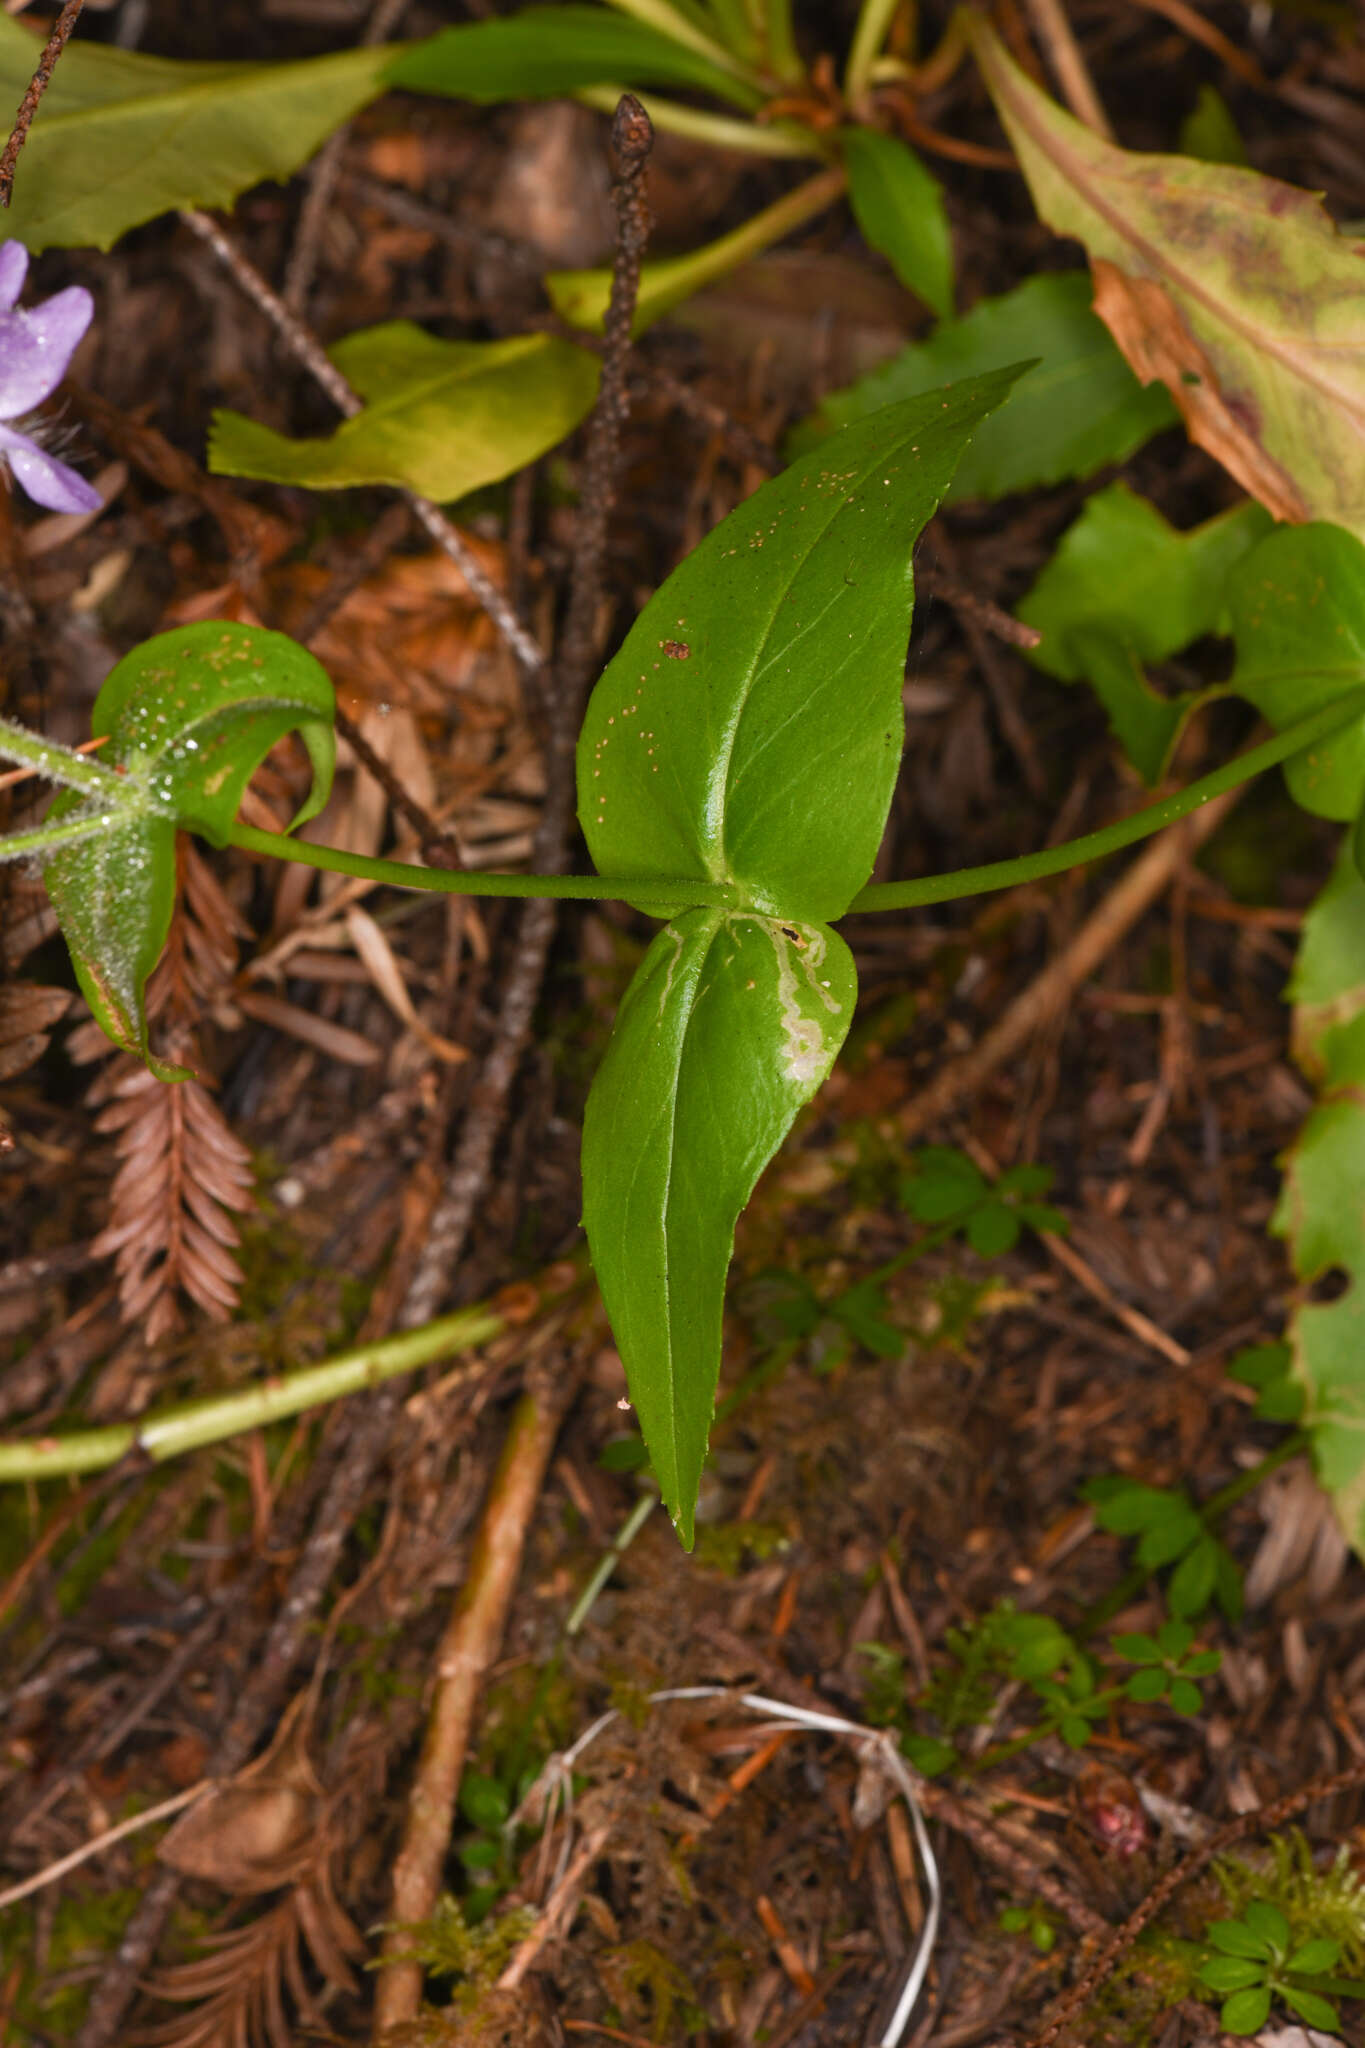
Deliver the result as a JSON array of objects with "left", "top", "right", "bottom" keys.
[
  {"left": 0, "top": 718, "right": 122, "bottom": 799},
  {"left": 0, "top": 1303, "right": 506, "bottom": 1482},
  {"left": 0, "top": 808, "right": 124, "bottom": 863},
  {"left": 228, "top": 823, "right": 741, "bottom": 908},
  {"left": 574, "top": 84, "right": 817, "bottom": 155},
  {"left": 757, "top": 0, "right": 804, "bottom": 83},
  {"left": 847, "top": 693, "right": 1365, "bottom": 915},
  {"left": 845, "top": 0, "right": 904, "bottom": 109}
]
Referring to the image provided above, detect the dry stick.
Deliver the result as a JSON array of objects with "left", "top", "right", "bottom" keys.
[
  {"left": 0, "top": 0, "right": 85, "bottom": 208},
  {"left": 929, "top": 525, "right": 1046, "bottom": 797},
  {"left": 398, "top": 93, "right": 654, "bottom": 1330},
  {"left": 1019, "top": 0, "right": 1114, "bottom": 138},
  {"left": 282, "top": 0, "right": 411, "bottom": 313},
  {"left": 373, "top": 1364, "right": 580, "bottom": 2030},
  {"left": 178, "top": 208, "right": 546, "bottom": 681},
  {"left": 897, "top": 789, "right": 1240, "bottom": 1141},
  {"left": 1018, "top": 1752, "right": 1365, "bottom": 2048}
]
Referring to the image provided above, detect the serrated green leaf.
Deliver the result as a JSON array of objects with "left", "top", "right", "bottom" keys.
[
  {"left": 1167, "top": 1534, "right": 1219, "bottom": 1618},
  {"left": 44, "top": 623, "right": 334, "bottom": 1073},
  {"left": 970, "top": 16, "right": 1365, "bottom": 539},
  {"left": 841, "top": 126, "right": 953, "bottom": 318},
  {"left": 1016, "top": 484, "right": 1271, "bottom": 784},
  {"left": 1219, "top": 1985, "right": 1272, "bottom": 2033},
  {"left": 0, "top": 15, "right": 393, "bottom": 251},
  {"left": 577, "top": 371, "right": 1023, "bottom": 924},
  {"left": 386, "top": 5, "right": 760, "bottom": 109},
  {"left": 1228, "top": 524, "right": 1365, "bottom": 822},
  {"left": 210, "top": 326, "right": 600, "bottom": 504},
  {"left": 582, "top": 909, "right": 857, "bottom": 1542},
  {"left": 787, "top": 272, "right": 1176, "bottom": 499}
]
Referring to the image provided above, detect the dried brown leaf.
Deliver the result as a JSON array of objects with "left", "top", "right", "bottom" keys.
[{"left": 0, "top": 983, "right": 73, "bottom": 1081}]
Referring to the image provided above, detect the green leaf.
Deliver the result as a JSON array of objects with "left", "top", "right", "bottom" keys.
[
  {"left": 1208, "top": 1919, "right": 1274, "bottom": 1959},
  {"left": 966, "top": 1203, "right": 1020, "bottom": 1258},
  {"left": 787, "top": 272, "right": 1176, "bottom": 499},
  {"left": 841, "top": 126, "right": 953, "bottom": 318},
  {"left": 1228, "top": 524, "right": 1365, "bottom": 822},
  {"left": 1111, "top": 1631, "right": 1162, "bottom": 1662},
  {"left": 1214, "top": 1544, "right": 1244, "bottom": 1623},
  {"left": 900, "top": 1147, "right": 988, "bottom": 1222},
  {"left": 577, "top": 371, "right": 1023, "bottom": 924},
  {"left": 387, "top": 6, "right": 761, "bottom": 109},
  {"left": 1090, "top": 1482, "right": 1181, "bottom": 1537},
  {"left": 830, "top": 1279, "right": 905, "bottom": 1359},
  {"left": 902, "top": 1733, "right": 955, "bottom": 1775},
  {"left": 1059, "top": 1715, "right": 1093, "bottom": 1748},
  {"left": 1287, "top": 1938, "right": 1342, "bottom": 1974},
  {"left": 1198, "top": 1956, "right": 1269, "bottom": 1991},
  {"left": 1136, "top": 1503, "right": 1202, "bottom": 1568},
  {"left": 1167, "top": 1534, "right": 1219, "bottom": 1618},
  {"left": 582, "top": 909, "right": 857, "bottom": 1542},
  {"left": 210, "top": 326, "right": 600, "bottom": 504},
  {"left": 1179, "top": 83, "right": 1249, "bottom": 166},
  {"left": 1182, "top": 1650, "right": 1222, "bottom": 1678},
  {"left": 1243, "top": 1902, "right": 1290, "bottom": 1952},
  {"left": 969, "top": 16, "right": 1365, "bottom": 539},
  {"left": 459, "top": 1771, "right": 511, "bottom": 1831},
  {"left": 1276, "top": 847, "right": 1365, "bottom": 1554},
  {"left": 1167, "top": 1676, "right": 1203, "bottom": 1715},
  {"left": 44, "top": 623, "right": 334, "bottom": 1074},
  {"left": 1155, "top": 1617, "right": 1195, "bottom": 1658},
  {"left": 0, "top": 15, "right": 393, "bottom": 251},
  {"left": 1227, "top": 1341, "right": 1303, "bottom": 1423},
  {"left": 1280, "top": 1985, "right": 1341, "bottom": 2031},
  {"left": 1016, "top": 485, "right": 1272, "bottom": 785},
  {"left": 1125, "top": 1667, "right": 1168, "bottom": 1704},
  {"left": 997, "top": 1164, "right": 1054, "bottom": 1197},
  {"left": 1219, "top": 1985, "right": 1272, "bottom": 2033}
]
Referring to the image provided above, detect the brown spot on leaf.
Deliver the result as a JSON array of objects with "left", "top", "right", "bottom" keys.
[{"left": 662, "top": 640, "right": 691, "bottom": 660}]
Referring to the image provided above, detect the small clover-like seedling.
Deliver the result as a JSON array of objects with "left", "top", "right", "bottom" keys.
[
  {"left": 1197, "top": 1901, "right": 1344, "bottom": 2035},
  {"left": 1084, "top": 1476, "right": 1243, "bottom": 1621},
  {"left": 1226, "top": 1340, "right": 1304, "bottom": 1424},
  {"left": 1111, "top": 1618, "right": 1220, "bottom": 1716},
  {"left": 999, "top": 1903, "right": 1057, "bottom": 1954},
  {"left": 898, "top": 1147, "right": 1067, "bottom": 1257}
]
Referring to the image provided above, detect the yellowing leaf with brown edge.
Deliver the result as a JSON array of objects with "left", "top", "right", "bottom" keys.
[{"left": 968, "top": 14, "right": 1365, "bottom": 537}]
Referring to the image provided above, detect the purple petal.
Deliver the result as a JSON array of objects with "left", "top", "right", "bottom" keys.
[
  {"left": 0, "top": 242, "right": 28, "bottom": 313},
  {"left": 0, "top": 285, "right": 94, "bottom": 415},
  {"left": 0, "top": 420, "right": 102, "bottom": 514}
]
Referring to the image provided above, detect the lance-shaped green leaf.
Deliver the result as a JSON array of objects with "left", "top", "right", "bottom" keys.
[
  {"left": 969, "top": 15, "right": 1365, "bottom": 539},
  {"left": 1277, "top": 846, "right": 1365, "bottom": 1556},
  {"left": 1228, "top": 524, "right": 1365, "bottom": 820},
  {"left": 386, "top": 5, "right": 761, "bottom": 110},
  {"left": 577, "top": 367, "right": 1025, "bottom": 924},
  {"left": 210, "top": 325, "right": 600, "bottom": 503},
  {"left": 44, "top": 623, "right": 335, "bottom": 1076},
  {"left": 787, "top": 272, "right": 1176, "bottom": 498},
  {"left": 841, "top": 125, "right": 953, "bottom": 318},
  {"left": 583, "top": 908, "right": 856, "bottom": 1542},
  {"left": 1017, "top": 484, "right": 1270, "bottom": 783},
  {"left": 0, "top": 16, "right": 394, "bottom": 251}
]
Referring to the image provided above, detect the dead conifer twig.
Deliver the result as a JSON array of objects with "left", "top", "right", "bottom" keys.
[
  {"left": 373, "top": 1359, "right": 582, "bottom": 2030},
  {"left": 0, "top": 0, "right": 85, "bottom": 209},
  {"left": 179, "top": 207, "right": 546, "bottom": 678},
  {"left": 897, "top": 788, "right": 1241, "bottom": 1141},
  {"left": 0, "top": 1783, "right": 207, "bottom": 1912},
  {"left": 1016, "top": 1751, "right": 1365, "bottom": 2048}
]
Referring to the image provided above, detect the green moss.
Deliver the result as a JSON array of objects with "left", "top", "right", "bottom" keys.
[
  {"left": 1213, "top": 1831, "right": 1365, "bottom": 1971},
  {"left": 0, "top": 1885, "right": 140, "bottom": 2041}
]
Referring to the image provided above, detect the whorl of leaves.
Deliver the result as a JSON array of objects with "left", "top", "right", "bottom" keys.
[{"left": 71, "top": 842, "right": 252, "bottom": 1341}]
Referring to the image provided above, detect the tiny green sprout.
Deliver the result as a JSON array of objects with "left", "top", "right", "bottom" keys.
[
  {"left": 1000, "top": 1903, "right": 1057, "bottom": 1954},
  {"left": 898, "top": 1147, "right": 1068, "bottom": 1256},
  {"left": 1111, "top": 1619, "right": 1220, "bottom": 1716},
  {"left": 1197, "top": 1900, "right": 1345, "bottom": 2035}
]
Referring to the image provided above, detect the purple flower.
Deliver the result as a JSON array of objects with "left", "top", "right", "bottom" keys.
[{"left": 0, "top": 239, "right": 100, "bottom": 515}]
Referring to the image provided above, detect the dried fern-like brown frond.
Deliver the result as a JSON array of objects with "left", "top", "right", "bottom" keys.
[
  {"left": 72, "top": 842, "right": 253, "bottom": 1341},
  {"left": 0, "top": 983, "right": 72, "bottom": 1081},
  {"left": 134, "top": 1874, "right": 365, "bottom": 2048}
]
